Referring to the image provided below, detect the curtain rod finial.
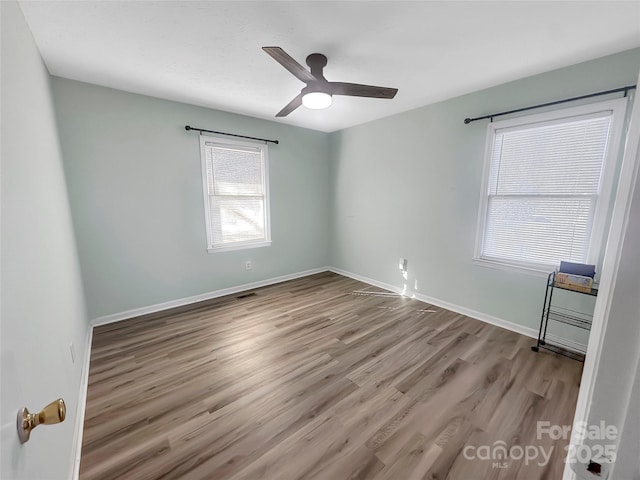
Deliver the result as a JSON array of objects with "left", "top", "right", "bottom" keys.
[
  {"left": 185, "top": 125, "right": 192, "bottom": 131},
  {"left": 464, "top": 118, "right": 472, "bottom": 124}
]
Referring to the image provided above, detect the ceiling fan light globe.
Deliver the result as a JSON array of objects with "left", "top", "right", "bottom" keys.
[{"left": 302, "top": 91, "right": 332, "bottom": 110}]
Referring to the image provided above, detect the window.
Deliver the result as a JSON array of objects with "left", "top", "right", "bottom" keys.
[
  {"left": 199, "top": 135, "right": 271, "bottom": 252},
  {"left": 474, "top": 98, "right": 627, "bottom": 272}
]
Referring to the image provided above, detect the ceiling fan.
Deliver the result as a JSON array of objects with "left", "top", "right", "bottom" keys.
[{"left": 262, "top": 46, "right": 398, "bottom": 117}]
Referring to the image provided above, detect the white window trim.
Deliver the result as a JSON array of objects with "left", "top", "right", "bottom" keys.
[
  {"left": 199, "top": 134, "right": 272, "bottom": 253},
  {"left": 473, "top": 97, "right": 628, "bottom": 275}
]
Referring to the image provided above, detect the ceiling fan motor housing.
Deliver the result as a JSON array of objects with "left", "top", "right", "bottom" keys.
[{"left": 262, "top": 46, "right": 398, "bottom": 116}]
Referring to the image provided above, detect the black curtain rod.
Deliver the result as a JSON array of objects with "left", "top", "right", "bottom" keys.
[
  {"left": 464, "top": 85, "right": 636, "bottom": 125},
  {"left": 185, "top": 125, "right": 279, "bottom": 145}
]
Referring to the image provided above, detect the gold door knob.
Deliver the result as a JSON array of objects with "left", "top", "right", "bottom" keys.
[{"left": 17, "top": 398, "right": 66, "bottom": 443}]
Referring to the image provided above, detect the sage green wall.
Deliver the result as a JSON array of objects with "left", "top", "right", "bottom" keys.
[
  {"left": 52, "top": 48, "right": 639, "bottom": 333},
  {"left": 1, "top": 2, "right": 88, "bottom": 478},
  {"left": 51, "top": 78, "right": 331, "bottom": 320},
  {"left": 329, "top": 48, "right": 640, "bottom": 335}
]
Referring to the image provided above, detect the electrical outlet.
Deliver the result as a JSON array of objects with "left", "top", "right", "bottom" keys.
[
  {"left": 399, "top": 258, "right": 408, "bottom": 272},
  {"left": 245, "top": 261, "right": 252, "bottom": 270},
  {"left": 70, "top": 343, "right": 76, "bottom": 364}
]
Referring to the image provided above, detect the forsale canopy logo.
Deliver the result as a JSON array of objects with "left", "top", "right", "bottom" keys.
[{"left": 463, "top": 421, "right": 618, "bottom": 469}]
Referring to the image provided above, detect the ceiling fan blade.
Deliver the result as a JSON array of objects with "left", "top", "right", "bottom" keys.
[
  {"left": 329, "top": 82, "right": 398, "bottom": 99},
  {"left": 276, "top": 93, "right": 303, "bottom": 117},
  {"left": 263, "top": 47, "right": 316, "bottom": 83}
]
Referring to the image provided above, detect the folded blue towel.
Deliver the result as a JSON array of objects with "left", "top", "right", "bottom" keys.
[{"left": 559, "top": 261, "right": 596, "bottom": 278}]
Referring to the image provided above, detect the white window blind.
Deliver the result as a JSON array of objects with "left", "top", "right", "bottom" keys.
[
  {"left": 477, "top": 99, "right": 626, "bottom": 271},
  {"left": 200, "top": 137, "right": 270, "bottom": 252}
]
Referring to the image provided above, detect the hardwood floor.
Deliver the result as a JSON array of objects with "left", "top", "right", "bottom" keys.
[{"left": 79, "top": 272, "right": 583, "bottom": 480}]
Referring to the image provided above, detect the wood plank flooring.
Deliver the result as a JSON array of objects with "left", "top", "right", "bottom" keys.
[{"left": 80, "top": 272, "right": 583, "bottom": 480}]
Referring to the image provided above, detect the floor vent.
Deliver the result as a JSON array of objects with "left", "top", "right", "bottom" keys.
[
  {"left": 349, "top": 290, "right": 401, "bottom": 297},
  {"left": 236, "top": 292, "right": 257, "bottom": 299}
]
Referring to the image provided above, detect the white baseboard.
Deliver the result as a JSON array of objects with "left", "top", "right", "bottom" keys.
[
  {"left": 92, "top": 264, "right": 586, "bottom": 352},
  {"left": 543, "top": 334, "right": 588, "bottom": 354},
  {"left": 70, "top": 324, "right": 93, "bottom": 480},
  {"left": 328, "top": 266, "right": 587, "bottom": 351},
  {"left": 91, "top": 267, "right": 330, "bottom": 326}
]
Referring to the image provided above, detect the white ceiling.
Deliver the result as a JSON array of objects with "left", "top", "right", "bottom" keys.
[{"left": 19, "top": 1, "right": 640, "bottom": 133}]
